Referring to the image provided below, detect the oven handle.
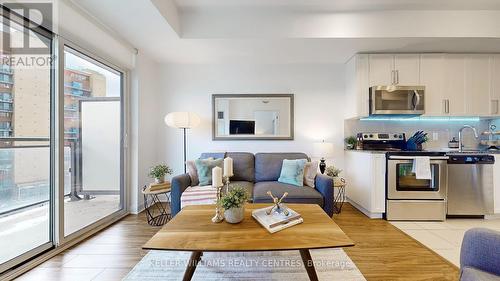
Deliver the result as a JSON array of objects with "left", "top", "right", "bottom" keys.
[{"left": 388, "top": 156, "right": 449, "bottom": 160}]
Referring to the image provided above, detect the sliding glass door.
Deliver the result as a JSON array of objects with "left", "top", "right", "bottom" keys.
[
  {"left": 62, "top": 45, "right": 124, "bottom": 237},
  {"left": 0, "top": 11, "right": 53, "bottom": 272}
]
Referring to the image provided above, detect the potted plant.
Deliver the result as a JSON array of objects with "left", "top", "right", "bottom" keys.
[
  {"left": 148, "top": 164, "right": 173, "bottom": 184},
  {"left": 344, "top": 136, "right": 357, "bottom": 150},
  {"left": 326, "top": 165, "right": 343, "bottom": 186},
  {"left": 221, "top": 186, "right": 249, "bottom": 224}
]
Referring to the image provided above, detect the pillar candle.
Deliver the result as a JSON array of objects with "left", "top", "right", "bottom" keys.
[
  {"left": 212, "top": 166, "right": 223, "bottom": 187},
  {"left": 224, "top": 157, "right": 234, "bottom": 177}
]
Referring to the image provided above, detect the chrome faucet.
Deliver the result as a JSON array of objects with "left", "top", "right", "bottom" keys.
[{"left": 458, "top": 125, "right": 479, "bottom": 152}]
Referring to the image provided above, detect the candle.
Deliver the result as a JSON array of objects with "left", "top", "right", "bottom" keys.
[
  {"left": 224, "top": 157, "right": 234, "bottom": 177},
  {"left": 212, "top": 166, "right": 223, "bottom": 187}
]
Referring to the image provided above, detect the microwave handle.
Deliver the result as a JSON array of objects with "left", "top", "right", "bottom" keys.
[{"left": 412, "top": 90, "right": 421, "bottom": 110}]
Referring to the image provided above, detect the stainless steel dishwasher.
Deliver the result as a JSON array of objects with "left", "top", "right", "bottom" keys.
[{"left": 447, "top": 154, "right": 495, "bottom": 217}]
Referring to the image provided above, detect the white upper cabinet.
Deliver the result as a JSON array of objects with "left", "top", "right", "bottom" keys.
[
  {"left": 491, "top": 55, "right": 500, "bottom": 116},
  {"left": 465, "top": 54, "right": 492, "bottom": 116},
  {"left": 420, "top": 54, "right": 445, "bottom": 116},
  {"left": 346, "top": 53, "right": 500, "bottom": 118},
  {"left": 394, "top": 54, "right": 420, "bottom": 85},
  {"left": 443, "top": 54, "right": 466, "bottom": 116},
  {"left": 368, "top": 54, "right": 394, "bottom": 86}
]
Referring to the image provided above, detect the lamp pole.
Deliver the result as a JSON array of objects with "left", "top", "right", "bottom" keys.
[{"left": 183, "top": 127, "right": 187, "bottom": 173}]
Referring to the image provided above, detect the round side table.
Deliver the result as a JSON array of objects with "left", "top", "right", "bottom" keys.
[
  {"left": 142, "top": 183, "right": 172, "bottom": 226},
  {"left": 333, "top": 177, "right": 346, "bottom": 214}
]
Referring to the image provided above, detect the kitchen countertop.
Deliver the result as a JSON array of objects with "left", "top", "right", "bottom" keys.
[{"left": 345, "top": 149, "right": 500, "bottom": 154}]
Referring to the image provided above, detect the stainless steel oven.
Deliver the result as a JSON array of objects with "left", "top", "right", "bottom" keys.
[
  {"left": 386, "top": 154, "right": 448, "bottom": 221},
  {"left": 370, "top": 85, "right": 425, "bottom": 115}
]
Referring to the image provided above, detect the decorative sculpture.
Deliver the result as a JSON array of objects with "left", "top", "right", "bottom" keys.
[{"left": 265, "top": 191, "right": 289, "bottom": 216}]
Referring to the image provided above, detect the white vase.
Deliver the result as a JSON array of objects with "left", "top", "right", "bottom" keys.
[
  {"left": 154, "top": 176, "right": 165, "bottom": 184},
  {"left": 224, "top": 206, "right": 244, "bottom": 223}
]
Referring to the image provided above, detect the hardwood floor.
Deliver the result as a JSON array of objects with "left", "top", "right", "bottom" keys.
[
  {"left": 15, "top": 203, "right": 459, "bottom": 281},
  {"left": 334, "top": 204, "right": 459, "bottom": 281}
]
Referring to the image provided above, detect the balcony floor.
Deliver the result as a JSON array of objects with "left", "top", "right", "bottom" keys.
[{"left": 0, "top": 195, "right": 120, "bottom": 265}]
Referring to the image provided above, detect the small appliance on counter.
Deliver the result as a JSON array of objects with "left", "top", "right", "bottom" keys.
[
  {"left": 448, "top": 137, "right": 459, "bottom": 149},
  {"left": 356, "top": 132, "right": 406, "bottom": 151}
]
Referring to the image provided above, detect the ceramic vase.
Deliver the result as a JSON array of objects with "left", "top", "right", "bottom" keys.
[{"left": 224, "top": 206, "right": 244, "bottom": 223}]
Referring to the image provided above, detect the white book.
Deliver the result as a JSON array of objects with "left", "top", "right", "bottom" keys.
[{"left": 252, "top": 206, "right": 303, "bottom": 233}]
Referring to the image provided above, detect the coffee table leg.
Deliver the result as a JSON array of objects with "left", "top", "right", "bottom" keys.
[
  {"left": 300, "top": 249, "right": 319, "bottom": 281},
  {"left": 183, "top": 251, "right": 202, "bottom": 281}
]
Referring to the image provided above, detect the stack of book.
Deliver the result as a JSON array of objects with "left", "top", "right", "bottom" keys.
[
  {"left": 149, "top": 182, "right": 171, "bottom": 192},
  {"left": 252, "top": 206, "right": 303, "bottom": 233}
]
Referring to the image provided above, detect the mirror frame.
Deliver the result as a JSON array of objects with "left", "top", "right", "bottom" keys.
[{"left": 212, "top": 94, "right": 294, "bottom": 141}]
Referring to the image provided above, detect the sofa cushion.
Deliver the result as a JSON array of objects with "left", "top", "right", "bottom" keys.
[
  {"left": 226, "top": 152, "right": 255, "bottom": 182},
  {"left": 278, "top": 159, "right": 307, "bottom": 186},
  {"left": 255, "top": 153, "right": 310, "bottom": 182},
  {"left": 460, "top": 267, "right": 500, "bottom": 281},
  {"left": 253, "top": 181, "right": 324, "bottom": 206},
  {"left": 303, "top": 161, "right": 319, "bottom": 188},
  {"left": 195, "top": 158, "right": 223, "bottom": 186}
]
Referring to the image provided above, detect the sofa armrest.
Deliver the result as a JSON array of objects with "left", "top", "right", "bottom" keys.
[
  {"left": 315, "top": 174, "right": 334, "bottom": 217},
  {"left": 460, "top": 228, "right": 500, "bottom": 277},
  {"left": 171, "top": 173, "right": 191, "bottom": 217}
]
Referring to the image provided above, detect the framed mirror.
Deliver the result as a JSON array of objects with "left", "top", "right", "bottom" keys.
[{"left": 212, "top": 94, "right": 294, "bottom": 140}]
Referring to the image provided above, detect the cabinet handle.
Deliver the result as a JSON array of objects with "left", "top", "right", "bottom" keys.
[
  {"left": 443, "top": 99, "right": 450, "bottom": 114},
  {"left": 493, "top": 99, "right": 499, "bottom": 115},
  {"left": 391, "top": 70, "right": 395, "bottom": 85},
  {"left": 396, "top": 70, "right": 399, "bottom": 84}
]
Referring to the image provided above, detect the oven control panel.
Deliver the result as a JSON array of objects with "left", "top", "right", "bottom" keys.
[{"left": 358, "top": 133, "right": 405, "bottom": 141}]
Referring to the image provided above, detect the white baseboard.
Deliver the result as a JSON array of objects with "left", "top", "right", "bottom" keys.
[{"left": 347, "top": 199, "right": 384, "bottom": 219}]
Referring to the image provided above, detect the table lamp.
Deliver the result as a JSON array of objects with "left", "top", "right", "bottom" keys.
[
  {"left": 313, "top": 140, "right": 334, "bottom": 174},
  {"left": 164, "top": 112, "right": 200, "bottom": 173}
]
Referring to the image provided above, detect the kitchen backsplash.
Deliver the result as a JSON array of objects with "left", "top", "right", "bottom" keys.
[{"left": 344, "top": 118, "right": 500, "bottom": 151}]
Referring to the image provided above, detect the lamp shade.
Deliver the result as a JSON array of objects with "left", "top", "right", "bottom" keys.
[
  {"left": 313, "top": 141, "right": 334, "bottom": 158},
  {"left": 164, "top": 112, "right": 200, "bottom": 129}
]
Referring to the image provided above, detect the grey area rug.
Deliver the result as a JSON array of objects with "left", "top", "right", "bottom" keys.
[{"left": 123, "top": 248, "right": 366, "bottom": 281}]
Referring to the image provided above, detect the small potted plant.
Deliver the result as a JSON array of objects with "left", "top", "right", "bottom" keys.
[
  {"left": 148, "top": 164, "right": 173, "bottom": 184},
  {"left": 344, "top": 136, "right": 357, "bottom": 150},
  {"left": 221, "top": 186, "right": 249, "bottom": 224},
  {"left": 326, "top": 165, "right": 343, "bottom": 186}
]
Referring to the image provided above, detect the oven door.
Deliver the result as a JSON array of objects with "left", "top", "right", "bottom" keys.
[{"left": 387, "top": 156, "right": 448, "bottom": 200}]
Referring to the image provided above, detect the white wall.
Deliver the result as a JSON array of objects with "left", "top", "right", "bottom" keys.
[
  {"left": 129, "top": 53, "right": 162, "bottom": 213},
  {"left": 157, "top": 63, "right": 346, "bottom": 175}
]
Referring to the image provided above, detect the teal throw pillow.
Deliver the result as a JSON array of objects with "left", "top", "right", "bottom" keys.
[
  {"left": 278, "top": 159, "right": 307, "bottom": 187},
  {"left": 194, "top": 158, "right": 224, "bottom": 186}
]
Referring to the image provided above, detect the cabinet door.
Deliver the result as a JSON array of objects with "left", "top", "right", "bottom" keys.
[
  {"left": 444, "top": 54, "right": 466, "bottom": 115},
  {"left": 369, "top": 54, "right": 394, "bottom": 86},
  {"left": 394, "top": 54, "right": 420, "bottom": 85},
  {"left": 420, "top": 54, "right": 445, "bottom": 116},
  {"left": 491, "top": 55, "right": 500, "bottom": 116},
  {"left": 465, "top": 54, "right": 492, "bottom": 116}
]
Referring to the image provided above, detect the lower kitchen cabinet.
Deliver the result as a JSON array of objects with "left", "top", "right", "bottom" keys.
[
  {"left": 494, "top": 155, "right": 500, "bottom": 214},
  {"left": 344, "top": 151, "right": 386, "bottom": 218}
]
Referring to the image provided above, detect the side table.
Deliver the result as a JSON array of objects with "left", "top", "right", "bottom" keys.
[
  {"left": 333, "top": 177, "right": 346, "bottom": 214},
  {"left": 142, "top": 182, "right": 172, "bottom": 226}
]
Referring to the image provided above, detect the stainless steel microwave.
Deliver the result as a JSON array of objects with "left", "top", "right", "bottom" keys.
[{"left": 369, "top": 85, "right": 425, "bottom": 115}]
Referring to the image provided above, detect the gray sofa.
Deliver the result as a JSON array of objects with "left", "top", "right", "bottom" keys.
[
  {"left": 460, "top": 228, "right": 500, "bottom": 281},
  {"left": 171, "top": 152, "right": 334, "bottom": 217}
]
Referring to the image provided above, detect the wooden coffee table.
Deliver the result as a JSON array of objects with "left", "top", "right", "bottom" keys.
[{"left": 143, "top": 203, "right": 354, "bottom": 281}]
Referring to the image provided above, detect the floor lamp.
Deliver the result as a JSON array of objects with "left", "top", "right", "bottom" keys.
[{"left": 164, "top": 112, "right": 200, "bottom": 173}]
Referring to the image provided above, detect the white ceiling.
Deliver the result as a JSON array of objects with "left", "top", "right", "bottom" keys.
[
  {"left": 175, "top": 0, "right": 500, "bottom": 11},
  {"left": 72, "top": 0, "right": 500, "bottom": 65}
]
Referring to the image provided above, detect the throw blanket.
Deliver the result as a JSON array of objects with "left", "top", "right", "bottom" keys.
[{"left": 180, "top": 185, "right": 218, "bottom": 209}]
